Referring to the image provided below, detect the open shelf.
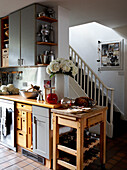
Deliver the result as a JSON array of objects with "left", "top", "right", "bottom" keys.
[
  {"left": 37, "top": 41, "right": 57, "bottom": 46},
  {"left": 84, "top": 139, "right": 100, "bottom": 152},
  {"left": 37, "top": 64, "right": 49, "bottom": 66},
  {"left": 57, "top": 144, "right": 77, "bottom": 156},
  {"left": 84, "top": 152, "right": 100, "bottom": 167},
  {"left": 57, "top": 159, "right": 76, "bottom": 170},
  {"left": 3, "top": 27, "right": 9, "bottom": 30},
  {"left": 4, "top": 39, "right": 9, "bottom": 42},
  {"left": 37, "top": 16, "right": 57, "bottom": 23}
]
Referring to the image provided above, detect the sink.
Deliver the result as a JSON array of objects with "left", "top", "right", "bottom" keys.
[{"left": 19, "top": 90, "right": 38, "bottom": 99}]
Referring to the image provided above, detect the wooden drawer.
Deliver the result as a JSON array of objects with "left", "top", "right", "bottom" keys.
[
  {"left": 2, "top": 48, "right": 9, "bottom": 55},
  {"left": 87, "top": 114, "right": 103, "bottom": 127},
  {"left": 22, "top": 111, "right": 27, "bottom": 119},
  {"left": 17, "top": 116, "right": 22, "bottom": 130},
  {"left": 17, "top": 110, "right": 22, "bottom": 116},
  {"left": 28, "top": 112, "right": 32, "bottom": 149},
  {"left": 22, "top": 118, "right": 27, "bottom": 133},
  {"left": 16, "top": 103, "right": 32, "bottom": 112},
  {"left": 17, "top": 130, "right": 27, "bottom": 148},
  {"left": 6, "top": 55, "right": 9, "bottom": 66},
  {"left": 2, "top": 56, "right": 6, "bottom": 67}
]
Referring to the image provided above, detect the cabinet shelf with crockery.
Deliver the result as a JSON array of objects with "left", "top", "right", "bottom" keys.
[{"left": 36, "top": 5, "right": 58, "bottom": 66}]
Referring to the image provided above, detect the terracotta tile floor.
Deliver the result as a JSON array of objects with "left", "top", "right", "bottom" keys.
[
  {"left": 0, "top": 122, "right": 127, "bottom": 170},
  {"left": 0, "top": 144, "right": 48, "bottom": 170},
  {"left": 86, "top": 121, "right": 127, "bottom": 170}
]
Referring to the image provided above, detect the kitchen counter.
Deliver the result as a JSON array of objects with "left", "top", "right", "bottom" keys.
[{"left": 0, "top": 95, "right": 61, "bottom": 109}]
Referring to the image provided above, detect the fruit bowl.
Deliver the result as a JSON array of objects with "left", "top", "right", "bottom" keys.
[{"left": 19, "top": 90, "right": 38, "bottom": 99}]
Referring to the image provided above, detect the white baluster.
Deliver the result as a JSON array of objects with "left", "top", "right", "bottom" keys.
[
  {"left": 87, "top": 68, "right": 89, "bottom": 96},
  {"left": 91, "top": 73, "right": 93, "bottom": 99},
  {"left": 94, "top": 77, "right": 97, "bottom": 101},
  {"left": 77, "top": 57, "right": 80, "bottom": 84},
  {"left": 80, "top": 61, "right": 82, "bottom": 87},
  {"left": 98, "top": 82, "right": 100, "bottom": 105},
  {"left": 84, "top": 64, "right": 86, "bottom": 93},
  {"left": 106, "top": 89, "right": 108, "bottom": 107},
  {"left": 102, "top": 85, "right": 104, "bottom": 106}
]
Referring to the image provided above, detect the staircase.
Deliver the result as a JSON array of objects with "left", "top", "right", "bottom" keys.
[{"left": 69, "top": 46, "right": 121, "bottom": 138}]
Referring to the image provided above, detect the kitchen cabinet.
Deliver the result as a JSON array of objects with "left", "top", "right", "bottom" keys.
[
  {"left": 0, "top": 16, "right": 9, "bottom": 67},
  {"left": 9, "top": 11, "right": 20, "bottom": 66},
  {"left": 33, "top": 105, "right": 50, "bottom": 159},
  {"left": 0, "top": 19, "right": 1, "bottom": 66},
  {"left": 9, "top": 5, "right": 35, "bottom": 66},
  {"left": 16, "top": 103, "right": 32, "bottom": 150},
  {"left": 21, "top": 5, "right": 35, "bottom": 66},
  {"left": 0, "top": 4, "right": 57, "bottom": 67}
]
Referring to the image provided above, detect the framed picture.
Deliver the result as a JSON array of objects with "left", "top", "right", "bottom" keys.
[{"left": 98, "top": 39, "right": 124, "bottom": 71}]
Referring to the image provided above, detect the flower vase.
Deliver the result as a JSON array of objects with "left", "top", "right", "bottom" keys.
[{"left": 55, "top": 74, "right": 65, "bottom": 102}]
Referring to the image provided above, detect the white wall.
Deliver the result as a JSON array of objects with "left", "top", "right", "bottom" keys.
[
  {"left": 114, "top": 25, "right": 127, "bottom": 120},
  {"left": 58, "top": 6, "right": 69, "bottom": 59},
  {"left": 69, "top": 22, "right": 125, "bottom": 118}
]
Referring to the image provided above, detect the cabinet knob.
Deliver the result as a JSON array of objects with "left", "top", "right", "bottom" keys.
[
  {"left": 34, "top": 116, "right": 36, "bottom": 124},
  {"left": 21, "top": 59, "right": 24, "bottom": 65}
]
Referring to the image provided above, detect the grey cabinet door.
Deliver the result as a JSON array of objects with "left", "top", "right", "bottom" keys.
[
  {"left": 0, "top": 19, "right": 1, "bottom": 66},
  {"left": 33, "top": 106, "right": 49, "bottom": 159},
  {"left": 9, "top": 11, "right": 20, "bottom": 66},
  {"left": 21, "top": 5, "right": 35, "bottom": 66}
]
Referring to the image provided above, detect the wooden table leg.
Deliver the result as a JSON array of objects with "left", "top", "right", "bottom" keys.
[
  {"left": 100, "top": 110, "right": 106, "bottom": 168},
  {"left": 53, "top": 114, "right": 59, "bottom": 170},
  {"left": 77, "top": 119, "right": 84, "bottom": 170}
]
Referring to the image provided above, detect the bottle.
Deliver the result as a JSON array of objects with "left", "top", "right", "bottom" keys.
[{"left": 49, "top": 25, "right": 54, "bottom": 43}]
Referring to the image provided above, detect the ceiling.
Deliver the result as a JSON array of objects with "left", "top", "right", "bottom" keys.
[{"left": 0, "top": 0, "right": 127, "bottom": 28}]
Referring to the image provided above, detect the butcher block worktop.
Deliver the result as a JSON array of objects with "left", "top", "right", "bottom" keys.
[{"left": 0, "top": 95, "right": 61, "bottom": 109}]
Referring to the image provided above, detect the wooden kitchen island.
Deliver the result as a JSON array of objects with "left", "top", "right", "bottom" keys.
[{"left": 52, "top": 106, "right": 107, "bottom": 170}]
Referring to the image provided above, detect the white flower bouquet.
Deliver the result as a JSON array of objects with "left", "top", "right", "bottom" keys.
[{"left": 46, "top": 58, "right": 78, "bottom": 78}]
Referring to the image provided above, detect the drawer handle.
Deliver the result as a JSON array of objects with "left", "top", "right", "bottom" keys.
[
  {"left": 23, "top": 112, "right": 25, "bottom": 115},
  {"left": 18, "top": 118, "right": 19, "bottom": 120},
  {"left": 23, "top": 120, "right": 25, "bottom": 122},
  {"left": 21, "top": 105, "right": 25, "bottom": 107},
  {"left": 19, "top": 133, "right": 23, "bottom": 136}
]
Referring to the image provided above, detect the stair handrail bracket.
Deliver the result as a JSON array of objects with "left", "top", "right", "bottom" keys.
[{"left": 69, "top": 45, "right": 114, "bottom": 138}]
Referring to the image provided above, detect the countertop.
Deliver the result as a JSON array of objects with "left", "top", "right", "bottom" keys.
[
  {"left": 51, "top": 106, "right": 108, "bottom": 118},
  {"left": 0, "top": 95, "right": 61, "bottom": 109}
]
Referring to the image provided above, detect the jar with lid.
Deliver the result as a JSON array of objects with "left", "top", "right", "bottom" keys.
[
  {"left": 48, "top": 50, "right": 55, "bottom": 62},
  {"left": 44, "top": 24, "right": 50, "bottom": 42},
  {"left": 41, "top": 24, "right": 45, "bottom": 42},
  {"left": 43, "top": 50, "right": 49, "bottom": 64}
]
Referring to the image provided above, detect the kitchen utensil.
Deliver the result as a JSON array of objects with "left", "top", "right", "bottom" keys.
[
  {"left": 5, "top": 30, "right": 9, "bottom": 37},
  {"left": 5, "top": 44, "right": 9, "bottom": 48},
  {"left": 38, "top": 12, "right": 46, "bottom": 17},
  {"left": 48, "top": 50, "right": 55, "bottom": 62},
  {"left": 47, "top": 93, "right": 58, "bottom": 104},
  {"left": 19, "top": 90, "right": 38, "bottom": 99},
  {"left": 49, "top": 25, "right": 54, "bottom": 43}
]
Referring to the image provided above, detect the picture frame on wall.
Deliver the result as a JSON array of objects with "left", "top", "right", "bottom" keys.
[{"left": 98, "top": 39, "right": 124, "bottom": 71}]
